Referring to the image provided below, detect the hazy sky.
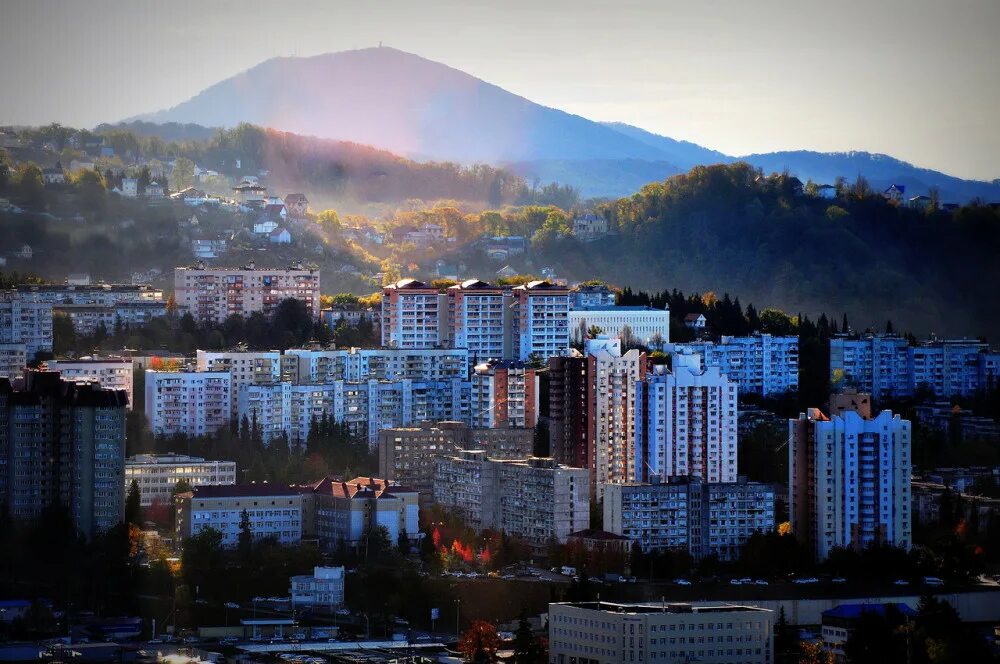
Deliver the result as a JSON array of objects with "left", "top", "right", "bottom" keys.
[{"left": 1, "top": 0, "right": 998, "bottom": 180}]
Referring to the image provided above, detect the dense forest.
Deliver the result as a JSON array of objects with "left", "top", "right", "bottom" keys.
[{"left": 521, "top": 163, "right": 1000, "bottom": 338}]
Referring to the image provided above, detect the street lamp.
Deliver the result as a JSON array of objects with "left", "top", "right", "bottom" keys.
[{"left": 454, "top": 599, "right": 461, "bottom": 639}]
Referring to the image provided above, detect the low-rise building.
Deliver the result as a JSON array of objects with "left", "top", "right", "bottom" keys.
[
  {"left": 302, "top": 476, "right": 419, "bottom": 550},
  {"left": 603, "top": 477, "right": 776, "bottom": 561},
  {"left": 549, "top": 601, "right": 774, "bottom": 664},
  {"left": 569, "top": 305, "right": 670, "bottom": 348},
  {"left": 175, "top": 483, "right": 303, "bottom": 547},
  {"left": 290, "top": 566, "right": 345, "bottom": 609},
  {"left": 434, "top": 451, "right": 590, "bottom": 550},
  {"left": 125, "top": 453, "right": 237, "bottom": 507}
]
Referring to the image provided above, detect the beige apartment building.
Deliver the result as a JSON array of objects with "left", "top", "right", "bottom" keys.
[
  {"left": 125, "top": 453, "right": 237, "bottom": 506},
  {"left": 548, "top": 601, "right": 774, "bottom": 664},
  {"left": 175, "top": 484, "right": 303, "bottom": 547},
  {"left": 174, "top": 261, "right": 320, "bottom": 324}
]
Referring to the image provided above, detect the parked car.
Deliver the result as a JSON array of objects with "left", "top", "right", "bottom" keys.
[
  {"left": 832, "top": 577, "right": 847, "bottom": 584},
  {"left": 793, "top": 577, "right": 819, "bottom": 585},
  {"left": 922, "top": 576, "right": 944, "bottom": 586},
  {"left": 224, "top": 602, "right": 240, "bottom": 609},
  {"left": 754, "top": 579, "right": 769, "bottom": 586},
  {"left": 674, "top": 578, "right": 692, "bottom": 586},
  {"left": 893, "top": 579, "right": 910, "bottom": 586}
]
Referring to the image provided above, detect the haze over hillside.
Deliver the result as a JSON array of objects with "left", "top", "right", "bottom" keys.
[{"left": 134, "top": 46, "right": 999, "bottom": 201}]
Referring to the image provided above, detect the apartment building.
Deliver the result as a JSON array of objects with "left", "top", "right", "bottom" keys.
[
  {"left": 47, "top": 357, "right": 134, "bottom": 410},
  {"left": 445, "top": 279, "right": 508, "bottom": 360},
  {"left": 145, "top": 370, "right": 231, "bottom": 438},
  {"left": 196, "top": 350, "right": 283, "bottom": 418},
  {"left": 0, "top": 343, "right": 27, "bottom": 381},
  {"left": 125, "top": 453, "right": 237, "bottom": 506},
  {"left": 53, "top": 301, "right": 167, "bottom": 336},
  {"left": 830, "top": 335, "right": 913, "bottom": 399},
  {"left": 301, "top": 476, "right": 419, "bottom": 549},
  {"left": 635, "top": 352, "right": 739, "bottom": 484},
  {"left": 669, "top": 334, "right": 798, "bottom": 396},
  {"left": 13, "top": 284, "right": 165, "bottom": 336},
  {"left": 569, "top": 284, "right": 617, "bottom": 309},
  {"left": 0, "top": 292, "right": 53, "bottom": 364},
  {"left": 830, "top": 335, "right": 999, "bottom": 399},
  {"left": 377, "top": 421, "right": 536, "bottom": 502},
  {"left": 381, "top": 278, "right": 442, "bottom": 348},
  {"left": 569, "top": 305, "right": 670, "bottom": 347},
  {"left": 0, "top": 371, "right": 128, "bottom": 538},
  {"left": 548, "top": 352, "right": 590, "bottom": 470},
  {"left": 174, "top": 261, "right": 321, "bottom": 324},
  {"left": 789, "top": 395, "right": 912, "bottom": 560},
  {"left": 176, "top": 483, "right": 303, "bottom": 547},
  {"left": 603, "top": 477, "right": 775, "bottom": 561},
  {"left": 238, "top": 382, "right": 292, "bottom": 443},
  {"left": 511, "top": 280, "right": 570, "bottom": 361},
  {"left": 470, "top": 359, "right": 539, "bottom": 429},
  {"left": 434, "top": 450, "right": 590, "bottom": 550},
  {"left": 548, "top": 602, "right": 774, "bottom": 664},
  {"left": 282, "top": 347, "right": 468, "bottom": 383},
  {"left": 587, "top": 337, "right": 646, "bottom": 494}
]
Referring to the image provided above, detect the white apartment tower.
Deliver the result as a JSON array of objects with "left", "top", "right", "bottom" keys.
[
  {"left": 586, "top": 337, "right": 646, "bottom": 493},
  {"left": 636, "top": 351, "right": 739, "bottom": 483},
  {"left": 381, "top": 279, "right": 442, "bottom": 349},
  {"left": 445, "top": 279, "right": 508, "bottom": 360},
  {"left": 511, "top": 280, "right": 570, "bottom": 361},
  {"left": 789, "top": 396, "right": 912, "bottom": 561}
]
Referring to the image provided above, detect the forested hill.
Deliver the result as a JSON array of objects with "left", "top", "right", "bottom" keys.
[{"left": 537, "top": 163, "right": 1000, "bottom": 338}]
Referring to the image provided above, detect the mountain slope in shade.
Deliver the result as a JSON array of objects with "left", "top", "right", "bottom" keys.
[
  {"left": 738, "top": 150, "right": 998, "bottom": 203},
  {"left": 601, "top": 121, "right": 731, "bottom": 169},
  {"left": 136, "top": 47, "right": 668, "bottom": 163}
]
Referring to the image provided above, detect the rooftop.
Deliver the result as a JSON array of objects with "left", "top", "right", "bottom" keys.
[{"left": 553, "top": 602, "right": 771, "bottom": 615}]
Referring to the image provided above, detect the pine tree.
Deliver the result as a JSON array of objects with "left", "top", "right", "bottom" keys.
[{"left": 125, "top": 479, "right": 142, "bottom": 526}]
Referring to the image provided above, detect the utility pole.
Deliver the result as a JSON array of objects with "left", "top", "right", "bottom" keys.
[{"left": 454, "top": 599, "right": 461, "bottom": 640}]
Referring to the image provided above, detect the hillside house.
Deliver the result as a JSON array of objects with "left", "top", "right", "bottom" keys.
[
  {"left": 269, "top": 227, "right": 292, "bottom": 244},
  {"left": 284, "top": 193, "right": 309, "bottom": 218}
]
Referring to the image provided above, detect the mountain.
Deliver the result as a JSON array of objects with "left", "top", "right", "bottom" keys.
[
  {"left": 135, "top": 47, "right": 667, "bottom": 164},
  {"left": 737, "top": 150, "right": 998, "bottom": 203},
  {"left": 133, "top": 47, "right": 999, "bottom": 202}
]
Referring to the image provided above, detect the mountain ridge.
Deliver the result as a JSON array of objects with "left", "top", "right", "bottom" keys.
[{"left": 130, "top": 46, "right": 999, "bottom": 201}]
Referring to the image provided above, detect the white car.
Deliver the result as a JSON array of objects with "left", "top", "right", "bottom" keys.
[
  {"left": 832, "top": 577, "right": 847, "bottom": 584},
  {"left": 793, "top": 577, "right": 819, "bottom": 585},
  {"left": 922, "top": 577, "right": 944, "bottom": 586},
  {"left": 224, "top": 602, "right": 240, "bottom": 609},
  {"left": 893, "top": 579, "right": 910, "bottom": 586},
  {"left": 674, "top": 578, "right": 692, "bottom": 586},
  {"left": 729, "top": 579, "right": 744, "bottom": 586},
  {"left": 754, "top": 579, "right": 769, "bottom": 586}
]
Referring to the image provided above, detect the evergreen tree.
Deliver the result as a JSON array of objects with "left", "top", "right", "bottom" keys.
[{"left": 125, "top": 479, "right": 142, "bottom": 526}]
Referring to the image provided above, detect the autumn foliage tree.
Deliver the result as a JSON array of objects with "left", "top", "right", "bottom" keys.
[{"left": 459, "top": 620, "right": 501, "bottom": 663}]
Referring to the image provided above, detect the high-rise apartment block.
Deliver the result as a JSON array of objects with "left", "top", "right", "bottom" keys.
[
  {"left": 145, "top": 370, "right": 231, "bottom": 437},
  {"left": 47, "top": 357, "right": 134, "bottom": 410},
  {"left": 603, "top": 477, "right": 775, "bottom": 561},
  {"left": 434, "top": 450, "right": 590, "bottom": 550},
  {"left": 470, "top": 359, "right": 539, "bottom": 429},
  {"left": 789, "top": 395, "right": 912, "bottom": 560},
  {"left": 0, "top": 371, "right": 127, "bottom": 538},
  {"left": 511, "top": 280, "right": 570, "bottom": 361},
  {"left": 668, "top": 334, "right": 798, "bottom": 396},
  {"left": 548, "top": 353, "right": 590, "bottom": 469},
  {"left": 12, "top": 284, "right": 165, "bottom": 336},
  {"left": 549, "top": 602, "right": 774, "bottom": 664},
  {"left": 0, "top": 292, "right": 53, "bottom": 372},
  {"left": 381, "top": 279, "right": 442, "bottom": 349},
  {"left": 196, "top": 350, "right": 283, "bottom": 418},
  {"left": 635, "top": 352, "right": 739, "bottom": 484},
  {"left": 125, "top": 453, "right": 237, "bottom": 506},
  {"left": 445, "top": 279, "right": 508, "bottom": 360},
  {"left": 587, "top": 338, "right": 646, "bottom": 493},
  {"left": 174, "top": 262, "right": 320, "bottom": 324}
]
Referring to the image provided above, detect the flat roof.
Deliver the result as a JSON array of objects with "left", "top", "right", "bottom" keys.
[{"left": 552, "top": 602, "right": 771, "bottom": 615}]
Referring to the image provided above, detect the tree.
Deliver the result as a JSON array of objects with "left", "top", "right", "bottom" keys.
[
  {"left": 238, "top": 508, "right": 253, "bottom": 559},
  {"left": 459, "top": 620, "right": 501, "bottom": 663},
  {"left": 317, "top": 209, "right": 342, "bottom": 233},
  {"left": 171, "top": 157, "right": 195, "bottom": 190},
  {"left": 73, "top": 168, "right": 106, "bottom": 212},
  {"left": 13, "top": 162, "right": 45, "bottom": 207},
  {"left": 125, "top": 479, "right": 142, "bottom": 527},
  {"left": 512, "top": 611, "right": 544, "bottom": 663}
]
